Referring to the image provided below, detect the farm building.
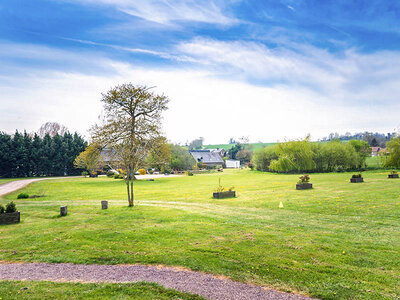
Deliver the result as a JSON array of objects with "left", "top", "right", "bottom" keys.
[
  {"left": 189, "top": 150, "right": 224, "bottom": 167},
  {"left": 225, "top": 159, "right": 240, "bottom": 168}
]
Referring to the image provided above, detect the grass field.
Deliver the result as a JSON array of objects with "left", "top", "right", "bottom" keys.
[
  {"left": 1, "top": 170, "right": 400, "bottom": 299},
  {"left": 0, "top": 281, "right": 204, "bottom": 299},
  {"left": 203, "top": 142, "right": 275, "bottom": 151}
]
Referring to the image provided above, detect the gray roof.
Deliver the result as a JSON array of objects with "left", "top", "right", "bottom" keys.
[{"left": 189, "top": 150, "right": 224, "bottom": 165}]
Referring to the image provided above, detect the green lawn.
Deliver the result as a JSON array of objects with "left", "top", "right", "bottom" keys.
[
  {"left": 366, "top": 156, "right": 382, "bottom": 169},
  {"left": 0, "top": 281, "right": 203, "bottom": 299},
  {"left": 1, "top": 170, "right": 400, "bottom": 299}
]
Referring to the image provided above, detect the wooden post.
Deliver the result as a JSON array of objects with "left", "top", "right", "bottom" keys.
[
  {"left": 101, "top": 201, "right": 108, "bottom": 210},
  {"left": 60, "top": 206, "right": 67, "bottom": 216}
]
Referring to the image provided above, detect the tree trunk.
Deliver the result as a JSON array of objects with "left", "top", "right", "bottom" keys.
[{"left": 130, "top": 178, "right": 134, "bottom": 206}]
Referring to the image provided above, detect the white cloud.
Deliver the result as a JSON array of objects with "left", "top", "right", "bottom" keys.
[
  {"left": 176, "top": 38, "right": 400, "bottom": 107},
  {"left": 65, "top": 0, "right": 238, "bottom": 26},
  {"left": 1, "top": 41, "right": 400, "bottom": 143}
]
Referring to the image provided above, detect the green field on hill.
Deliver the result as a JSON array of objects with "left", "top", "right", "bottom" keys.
[
  {"left": 203, "top": 142, "right": 275, "bottom": 151},
  {"left": 1, "top": 169, "right": 399, "bottom": 299}
]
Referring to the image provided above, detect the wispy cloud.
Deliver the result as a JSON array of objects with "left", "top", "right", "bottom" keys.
[
  {"left": 175, "top": 38, "right": 400, "bottom": 106},
  {"left": 64, "top": 0, "right": 238, "bottom": 26}
]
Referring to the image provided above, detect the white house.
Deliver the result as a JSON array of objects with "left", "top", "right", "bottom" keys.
[{"left": 225, "top": 159, "right": 240, "bottom": 168}]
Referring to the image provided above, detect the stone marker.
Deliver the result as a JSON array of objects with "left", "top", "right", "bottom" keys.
[
  {"left": 60, "top": 206, "right": 67, "bottom": 216},
  {"left": 101, "top": 200, "right": 108, "bottom": 210}
]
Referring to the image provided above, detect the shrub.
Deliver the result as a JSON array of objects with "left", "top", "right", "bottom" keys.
[
  {"left": 390, "top": 170, "right": 398, "bottom": 175},
  {"left": 5, "top": 201, "right": 17, "bottom": 213},
  {"left": 17, "top": 193, "right": 29, "bottom": 199},
  {"left": 247, "top": 162, "right": 254, "bottom": 170},
  {"left": 138, "top": 169, "right": 146, "bottom": 175},
  {"left": 352, "top": 173, "right": 362, "bottom": 178},
  {"left": 187, "top": 171, "right": 194, "bottom": 176},
  {"left": 82, "top": 171, "right": 89, "bottom": 177},
  {"left": 116, "top": 169, "right": 126, "bottom": 176},
  {"left": 148, "top": 169, "right": 154, "bottom": 175},
  {"left": 298, "top": 174, "right": 310, "bottom": 184},
  {"left": 0, "top": 204, "right": 4, "bottom": 214},
  {"left": 114, "top": 174, "right": 124, "bottom": 179},
  {"left": 89, "top": 171, "right": 98, "bottom": 177}
]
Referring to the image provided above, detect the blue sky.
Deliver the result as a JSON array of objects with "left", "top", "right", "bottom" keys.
[{"left": 1, "top": 0, "right": 400, "bottom": 143}]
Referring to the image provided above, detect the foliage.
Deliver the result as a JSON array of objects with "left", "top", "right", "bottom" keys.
[
  {"left": 0, "top": 130, "right": 86, "bottom": 178},
  {"left": 82, "top": 171, "right": 89, "bottom": 177},
  {"left": 74, "top": 143, "right": 104, "bottom": 173},
  {"left": 5, "top": 201, "right": 17, "bottom": 213},
  {"left": 352, "top": 173, "right": 363, "bottom": 178},
  {"left": 0, "top": 204, "right": 4, "bottom": 214},
  {"left": 297, "top": 174, "right": 310, "bottom": 184},
  {"left": 138, "top": 169, "right": 146, "bottom": 175},
  {"left": 214, "top": 178, "right": 234, "bottom": 192},
  {"left": 270, "top": 137, "right": 315, "bottom": 173},
  {"left": 188, "top": 137, "right": 204, "bottom": 150},
  {"left": 227, "top": 143, "right": 243, "bottom": 159},
  {"left": 17, "top": 193, "right": 29, "bottom": 199},
  {"left": 187, "top": 171, "right": 194, "bottom": 176},
  {"left": 384, "top": 136, "right": 400, "bottom": 168},
  {"left": 236, "top": 149, "right": 253, "bottom": 164},
  {"left": 253, "top": 146, "right": 278, "bottom": 171},
  {"left": 37, "top": 122, "right": 68, "bottom": 138},
  {"left": 91, "top": 83, "right": 169, "bottom": 206},
  {"left": 254, "top": 138, "right": 370, "bottom": 173},
  {"left": 145, "top": 137, "right": 171, "bottom": 171},
  {"left": 169, "top": 144, "right": 196, "bottom": 171},
  {"left": 390, "top": 170, "right": 398, "bottom": 175},
  {"left": 247, "top": 161, "right": 254, "bottom": 170}
]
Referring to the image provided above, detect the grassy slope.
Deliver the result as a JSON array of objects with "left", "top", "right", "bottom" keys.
[
  {"left": 203, "top": 143, "right": 275, "bottom": 151},
  {"left": 1, "top": 170, "right": 400, "bottom": 299},
  {"left": 0, "top": 281, "right": 204, "bottom": 299}
]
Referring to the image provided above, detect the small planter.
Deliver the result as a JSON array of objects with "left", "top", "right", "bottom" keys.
[
  {"left": 296, "top": 183, "right": 313, "bottom": 190},
  {"left": 213, "top": 191, "right": 236, "bottom": 199},
  {"left": 388, "top": 174, "right": 399, "bottom": 179},
  {"left": 350, "top": 177, "right": 364, "bottom": 183},
  {"left": 0, "top": 211, "right": 20, "bottom": 225}
]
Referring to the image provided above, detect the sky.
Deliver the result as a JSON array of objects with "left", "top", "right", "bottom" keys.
[{"left": 1, "top": 0, "right": 400, "bottom": 144}]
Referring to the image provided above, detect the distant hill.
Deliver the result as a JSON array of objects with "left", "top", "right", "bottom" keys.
[{"left": 203, "top": 143, "right": 275, "bottom": 151}]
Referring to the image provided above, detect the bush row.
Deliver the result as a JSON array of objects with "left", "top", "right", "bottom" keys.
[{"left": 253, "top": 139, "right": 370, "bottom": 173}]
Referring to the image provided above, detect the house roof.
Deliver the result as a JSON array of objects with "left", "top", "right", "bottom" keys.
[{"left": 189, "top": 150, "right": 224, "bottom": 164}]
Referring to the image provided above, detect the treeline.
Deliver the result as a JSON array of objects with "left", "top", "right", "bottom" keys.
[
  {"left": 0, "top": 131, "right": 87, "bottom": 178},
  {"left": 321, "top": 131, "right": 394, "bottom": 147},
  {"left": 253, "top": 139, "right": 370, "bottom": 173}
]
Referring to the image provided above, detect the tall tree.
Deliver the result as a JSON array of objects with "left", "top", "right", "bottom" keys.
[{"left": 92, "top": 83, "right": 169, "bottom": 206}]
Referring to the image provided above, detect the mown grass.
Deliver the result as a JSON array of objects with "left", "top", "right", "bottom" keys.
[
  {"left": 1, "top": 170, "right": 400, "bottom": 299},
  {"left": 0, "top": 281, "right": 204, "bottom": 299}
]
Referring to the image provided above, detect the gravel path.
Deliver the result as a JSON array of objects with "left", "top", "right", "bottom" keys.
[{"left": 0, "top": 263, "right": 313, "bottom": 300}]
